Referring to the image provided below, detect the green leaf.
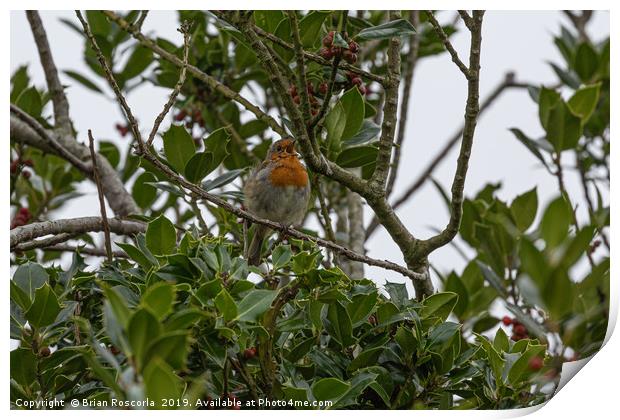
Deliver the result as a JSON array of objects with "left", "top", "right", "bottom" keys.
[
  {"left": 132, "top": 171, "right": 157, "bottom": 208},
  {"left": 445, "top": 273, "right": 469, "bottom": 317},
  {"left": 343, "top": 120, "right": 381, "bottom": 147},
  {"left": 15, "top": 86, "right": 43, "bottom": 118},
  {"left": 508, "top": 128, "right": 551, "bottom": 172},
  {"left": 494, "top": 327, "right": 510, "bottom": 353},
  {"left": 201, "top": 169, "right": 244, "bottom": 191},
  {"left": 299, "top": 11, "right": 331, "bottom": 48},
  {"left": 184, "top": 152, "right": 213, "bottom": 183},
  {"left": 325, "top": 102, "right": 347, "bottom": 155},
  {"left": 510, "top": 187, "right": 538, "bottom": 231},
  {"left": 272, "top": 244, "right": 293, "bottom": 269},
  {"left": 574, "top": 42, "right": 598, "bottom": 81},
  {"left": 339, "top": 87, "right": 365, "bottom": 140},
  {"left": 540, "top": 196, "right": 572, "bottom": 248},
  {"left": 326, "top": 302, "right": 353, "bottom": 346},
  {"left": 347, "top": 292, "right": 378, "bottom": 326},
  {"left": 567, "top": 83, "right": 601, "bottom": 123},
  {"left": 120, "top": 46, "right": 154, "bottom": 81},
  {"left": 545, "top": 100, "right": 582, "bottom": 152},
  {"left": 312, "top": 377, "right": 350, "bottom": 402},
  {"left": 13, "top": 262, "right": 48, "bottom": 300},
  {"left": 63, "top": 70, "right": 103, "bottom": 93},
  {"left": 128, "top": 308, "right": 161, "bottom": 371},
  {"left": 10, "top": 281, "right": 31, "bottom": 310},
  {"left": 146, "top": 215, "right": 176, "bottom": 256},
  {"left": 336, "top": 146, "right": 378, "bottom": 168},
  {"left": 99, "top": 141, "right": 120, "bottom": 168},
  {"left": 24, "top": 284, "right": 61, "bottom": 328},
  {"left": 143, "top": 357, "right": 182, "bottom": 404},
  {"left": 215, "top": 289, "right": 237, "bottom": 322},
  {"left": 421, "top": 292, "right": 458, "bottom": 321},
  {"left": 507, "top": 344, "right": 546, "bottom": 385},
  {"left": 116, "top": 242, "right": 155, "bottom": 269},
  {"left": 254, "top": 11, "right": 284, "bottom": 33},
  {"left": 144, "top": 331, "right": 190, "bottom": 369},
  {"left": 163, "top": 125, "right": 196, "bottom": 173},
  {"left": 384, "top": 281, "right": 409, "bottom": 308},
  {"left": 203, "top": 127, "right": 231, "bottom": 172},
  {"left": 10, "top": 348, "right": 37, "bottom": 388},
  {"left": 234, "top": 289, "right": 278, "bottom": 322},
  {"left": 356, "top": 19, "right": 416, "bottom": 41},
  {"left": 348, "top": 347, "right": 383, "bottom": 373},
  {"left": 142, "top": 282, "right": 176, "bottom": 319},
  {"left": 538, "top": 87, "right": 561, "bottom": 129}
]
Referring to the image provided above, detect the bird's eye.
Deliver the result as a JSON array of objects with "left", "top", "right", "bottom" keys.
[{"left": 276, "top": 146, "right": 282, "bottom": 152}]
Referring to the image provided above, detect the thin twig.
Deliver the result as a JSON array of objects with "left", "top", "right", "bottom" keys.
[
  {"left": 288, "top": 11, "right": 313, "bottom": 124},
  {"left": 146, "top": 21, "right": 191, "bottom": 147},
  {"left": 386, "top": 10, "right": 420, "bottom": 198},
  {"left": 425, "top": 11, "right": 471, "bottom": 78},
  {"left": 88, "top": 130, "right": 113, "bottom": 262},
  {"left": 25, "top": 11, "right": 72, "bottom": 133},
  {"left": 133, "top": 10, "right": 149, "bottom": 32}
]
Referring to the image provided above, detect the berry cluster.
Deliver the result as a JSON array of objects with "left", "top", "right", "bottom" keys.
[
  {"left": 10, "top": 158, "right": 34, "bottom": 179},
  {"left": 174, "top": 106, "right": 206, "bottom": 130},
  {"left": 502, "top": 316, "right": 529, "bottom": 341},
  {"left": 11, "top": 207, "right": 31, "bottom": 229},
  {"left": 345, "top": 71, "right": 368, "bottom": 95},
  {"left": 288, "top": 83, "right": 320, "bottom": 116},
  {"left": 319, "top": 31, "right": 360, "bottom": 65}
]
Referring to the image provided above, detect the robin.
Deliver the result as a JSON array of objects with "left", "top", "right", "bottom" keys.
[{"left": 243, "top": 138, "right": 310, "bottom": 266}]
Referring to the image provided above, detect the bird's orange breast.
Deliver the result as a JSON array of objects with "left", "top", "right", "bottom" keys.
[{"left": 268, "top": 156, "right": 309, "bottom": 187}]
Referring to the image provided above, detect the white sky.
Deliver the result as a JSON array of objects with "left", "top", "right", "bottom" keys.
[{"left": 10, "top": 11, "right": 610, "bottom": 296}]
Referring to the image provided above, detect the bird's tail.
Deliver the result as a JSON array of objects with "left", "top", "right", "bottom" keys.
[{"left": 246, "top": 224, "right": 270, "bottom": 266}]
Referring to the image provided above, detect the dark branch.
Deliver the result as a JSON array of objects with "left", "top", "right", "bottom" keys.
[{"left": 88, "top": 130, "right": 113, "bottom": 262}]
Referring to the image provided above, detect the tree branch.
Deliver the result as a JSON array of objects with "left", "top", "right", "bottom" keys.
[
  {"left": 366, "top": 72, "right": 524, "bottom": 239},
  {"left": 414, "top": 11, "right": 485, "bottom": 257},
  {"left": 25, "top": 11, "right": 72, "bottom": 134},
  {"left": 288, "top": 11, "right": 313, "bottom": 125},
  {"left": 426, "top": 11, "right": 471, "bottom": 78},
  {"left": 386, "top": 10, "right": 420, "bottom": 198},
  {"left": 10, "top": 217, "right": 146, "bottom": 249},
  {"left": 10, "top": 109, "right": 139, "bottom": 217},
  {"left": 370, "top": 11, "right": 402, "bottom": 194},
  {"left": 14, "top": 233, "right": 80, "bottom": 253},
  {"left": 32, "top": 244, "right": 130, "bottom": 258}
]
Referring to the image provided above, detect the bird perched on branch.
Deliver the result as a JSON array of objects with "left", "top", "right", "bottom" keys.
[{"left": 243, "top": 138, "right": 310, "bottom": 266}]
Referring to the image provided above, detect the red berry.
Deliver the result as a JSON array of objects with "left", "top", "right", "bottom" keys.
[
  {"left": 322, "top": 34, "right": 333, "bottom": 47},
  {"left": 10, "top": 161, "right": 18, "bottom": 174},
  {"left": 358, "top": 85, "right": 367, "bottom": 95},
  {"left": 243, "top": 347, "right": 257, "bottom": 359},
  {"left": 528, "top": 356, "right": 543, "bottom": 371},
  {"left": 351, "top": 77, "right": 362, "bottom": 87},
  {"left": 331, "top": 46, "right": 342, "bottom": 57},
  {"left": 511, "top": 334, "right": 521, "bottom": 341},
  {"left": 289, "top": 84, "right": 298, "bottom": 96},
  {"left": 514, "top": 324, "right": 527, "bottom": 336},
  {"left": 311, "top": 108, "right": 318, "bottom": 116},
  {"left": 292, "top": 95, "right": 301, "bottom": 105},
  {"left": 110, "top": 346, "right": 120, "bottom": 355},
  {"left": 319, "top": 47, "right": 333, "bottom": 59},
  {"left": 23, "top": 159, "right": 34, "bottom": 167},
  {"left": 349, "top": 41, "right": 360, "bottom": 53},
  {"left": 19, "top": 207, "right": 30, "bottom": 216},
  {"left": 306, "top": 82, "right": 314, "bottom": 95},
  {"left": 368, "top": 314, "right": 377, "bottom": 326},
  {"left": 38, "top": 347, "right": 51, "bottom": 357},
  {"left": 174, "top": 110, "right": 186, "bottom": 121},
  {"left": 22, "top": 171, "right": 31, "bottom": 180},
  {"left": 319, "top": 82, "right": 328, "bottom": 95},
  {"left": 502, "top": 316, "right": 513, "bottom": 326}
]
